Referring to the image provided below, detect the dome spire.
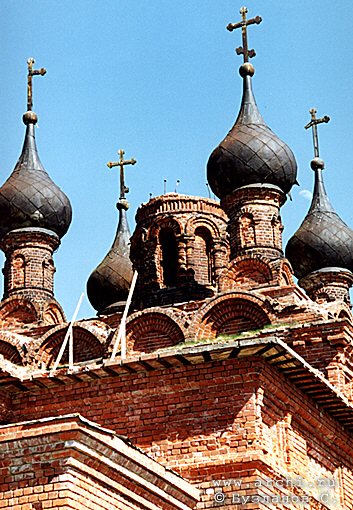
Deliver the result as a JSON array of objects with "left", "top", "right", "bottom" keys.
[
  {"left": 207, "top": 7, "right": 297, "bottom": 199},
  {"left": 87, "top": 148, "right": 135, "bottom": 315},
  {"left": 304, "top": 108, "right": 333, "bottom": 215}
]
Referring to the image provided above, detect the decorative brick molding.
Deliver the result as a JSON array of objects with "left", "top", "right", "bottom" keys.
[
  {"left": 299, "top": 268, "right": 353, "bottom": 305},
  {"left": 0, "top": 414, "right": 199, "bottom": 509},
  {"left": 125, "top": 309, "right": 186, "bottom": 353},
  {"left": 218, "top": 255, "right": 295, "bottom": 294},
  {"left": 30, "top": 323, "right": 109, "bottom": 368},
  {"left": 0, "top": 295, "right": 39, "bottom": 327},
  {"left": 190, "top": 291, "right": 273, "bottom": 340}
]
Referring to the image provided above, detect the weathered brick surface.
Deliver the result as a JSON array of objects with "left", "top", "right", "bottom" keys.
[
  {"left": 3, "top": 355, "right": 352, "bottom": 508},
  {"left": 0, "top": 414, "right": 199, "bottom": 509},
  {"left": 221, "top": 185, "right": 285, "bottom": 261},
  {"left": 130, "top": 194, "right": 229, "bottom": 308},
  {"left": 300, "top": 268, "right": 353, "bottom": 305},
  {"left": 0, "top": 229, "right": 65, "bottom": 327}
]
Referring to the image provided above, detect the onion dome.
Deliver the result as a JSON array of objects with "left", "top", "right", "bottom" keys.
[
  {"left": 286, "top": 157, "right": 353, "bottom": 279},
  {"left": 207, "top": 62, "right": 297, "bottom": 199},
  {"left": 87, "top": 149, "right": 135, "bottom": 314},
  {"left": 87, "top": 199, "right": 133, "bottom": 314},
  {"left": 0, "top": 111, "right": 72, "bottom": 241}
]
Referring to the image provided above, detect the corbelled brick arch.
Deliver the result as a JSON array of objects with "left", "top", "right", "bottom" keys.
[
  {"left": 0, "top": 296, "right": 39, "bottom": 328},
  {"left": 122, "top": 308, "right": 186, "bottom": 353},
  {"left": 185, "top": 215, "right": 223, "bottom": 239},
  {"left": 42, "top": 300, "right": 66, "bottom": 325},
  {"left": 146, "top": 216, "right": 182, "bottom": 240},
  {"left": 191, "top": 292, "right": 273, "bottom": 341},
  {"left": 32, "top": 323, "right": 107, "bottom": 368},
  {"left": 218, "top": 254, "right": 273, "bottom": 292},
  {"left": 0, "top": 331, "right": 27, "bottom": 365},
  {"left": 269, "top": 258, "right": 295, "bottom": 286}
]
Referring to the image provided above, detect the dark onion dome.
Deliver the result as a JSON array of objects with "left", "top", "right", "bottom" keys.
[
  {"left": 0, "top": 112, "right": 72, "bottom": 240},
  {"left": 87, "top": 199, "right": 133, "bottom": 314},
  {"left": 286, "top": 157, "right": 353, "bottom": 279},
  {"left": 207, "top": 63, "right": 298, "bottom": 199}
]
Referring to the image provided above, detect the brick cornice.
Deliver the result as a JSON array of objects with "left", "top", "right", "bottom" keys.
[{"left": 0, "top": 413, "right": 199, "bottom": 509}]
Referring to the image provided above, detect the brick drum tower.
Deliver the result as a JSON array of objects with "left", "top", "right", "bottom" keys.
[{"left": 1, "top": 8, "right": 353, "bottom": 510}]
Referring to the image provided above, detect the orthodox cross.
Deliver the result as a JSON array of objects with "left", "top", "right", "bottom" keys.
[
  {"left": 304, "top": 108, "right": 330, "bottom": 158},
  {"left": 27, "top": 58, "right": 46, "bottom": 112},
  {"left": 107, "top": 149, "right": 136, "bottom": 199},
  {"left": 226, "top": 6, "right": 262, "bottom": 62}
]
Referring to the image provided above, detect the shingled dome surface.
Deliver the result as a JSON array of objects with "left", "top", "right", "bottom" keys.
[
  {"left": 0, "top": 120, "right": 72, "bottom": 240},
  {"left": 286, "top": 159, "right": 353, "bottom": 279},
  {"left": 87, "top": 205, "right": 133, "bottom": 314},
  {"left": 207, "top": 72, "right": 297, "bottom": 199}
]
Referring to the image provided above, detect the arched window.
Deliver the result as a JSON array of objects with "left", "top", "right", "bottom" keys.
[
  {"left": 193, "top": 227, "right": 213, "bottom": 285},
  {"left": 160, "top": 228, "right": 178, "bottom": 286}
]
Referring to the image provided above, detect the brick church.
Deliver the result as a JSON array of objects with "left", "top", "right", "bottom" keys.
[{"left": 1, "top": 7, "right": 353, "bottom": 510}]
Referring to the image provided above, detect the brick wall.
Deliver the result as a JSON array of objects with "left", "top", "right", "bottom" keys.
[
  {"left": 0, "top": 414, "right": 199, "bottom": 510},
  {"left": 6, "top": 355, "right": 353, "bottom": 508}
]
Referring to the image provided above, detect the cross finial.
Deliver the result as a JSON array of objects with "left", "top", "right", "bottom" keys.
[
  {"left": 304, "top": 108, "right": 330, "bottom": 158},
  {"left": 107, "top": 148, "right": 136, "bottom": 199},
  {"left": 27, "top": 58, "right": 46, "bottom": 112},
  {"left": 226, "top": 6, "right": 262, "bottom": 62}
]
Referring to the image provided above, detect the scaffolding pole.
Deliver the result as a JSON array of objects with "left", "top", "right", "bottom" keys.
[
  {"left": 111, "top": 271, "right": 138, "bottom": 361},
  {"left": 50, "top": 292, "right": 85, "bottom": 374}
]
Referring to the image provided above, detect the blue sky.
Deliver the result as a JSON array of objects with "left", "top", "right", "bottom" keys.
[{"left": 2, "top": 1, "right": 353, "bottom": 319}]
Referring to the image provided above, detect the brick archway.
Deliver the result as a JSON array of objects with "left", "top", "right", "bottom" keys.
[
  {"left": 34, "top": 324, "right": 106, "bottom": 368},
  {"left": 0, "top": 332, "right": 27, "bottom": 365},
  {"left": 219, "top": 256, "right": 273, "bottom": 292},
  {"left": 0, "top": 296, "right": 38, "bottom": 327},
  {"left": 192, "top": 293, "right": 271, "bottom": 341},
  {"left": 124, "top": 310, "right": 185, "bottom": 353}
]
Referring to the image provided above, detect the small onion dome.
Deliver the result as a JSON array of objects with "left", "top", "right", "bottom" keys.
[
  {"left": 0, "top": 112, "right": 72, "bottom": 240},
  {"left": 87, "top": 199, "right": 133, "bottom": 314},
  {"left": 286, "top": 157, "right": 353, "bottom": 279},
  {"left": 207, "top": 63, "right": 297, "bottom": 199}
]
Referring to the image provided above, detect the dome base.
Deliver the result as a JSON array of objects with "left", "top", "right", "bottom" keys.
[
  {"left": 299, "top": 267, "right": 353, "bottom": 305},
  {"left": 221, "top": 184, "right": 286, "bottom": 261}
]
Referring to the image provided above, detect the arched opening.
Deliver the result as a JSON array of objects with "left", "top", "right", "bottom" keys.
[
  {"left": 193, "top": 227, "right": 214, "bottom": 285},
  {"left": 271, "top": 213, "right": 283, "bottom": 247},
  {"left": 42, "top": 258, "right": 55, "bottom": 289},
  {"left": 160, "top": 228, "right": 178, "bottom": 287}
]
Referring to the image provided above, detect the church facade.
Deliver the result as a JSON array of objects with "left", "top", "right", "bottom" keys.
[{"left": 0, "top": 7, "right": 353, "bottom": 510}]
